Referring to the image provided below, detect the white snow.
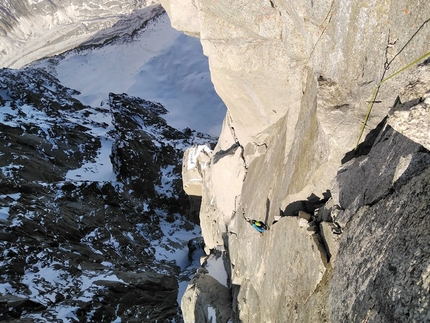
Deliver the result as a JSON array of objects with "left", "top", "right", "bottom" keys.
[
  {"left": 155, "top": 165, "right": 177, "bottom": 198},
  {"left": 0, "top": 93, "right": 118, "bottom": 183},
  {"left": 65, "top": 136, "right": 116, "bottom": 181},
  {"left": 205, "top": 248, "right": 228, "bottom": 287},
  {"left": 0, "top": 207, "right": 9, "bottom": 221},
  {"left": 0, "top": 194, "right": 19, "bottom": 221},
  {"left": 208, "top": 305, "right": 217, "bottom": 323},
  {"left": 12, "top": 257, "right": 125, "bottom": 309},
  {"left": 33, "top": 12, "right": 226, "bottom": 137},
  {"left": 147, "top": 213, "right": 204, "bottom": 304},
  {"left": 0, "top": 2, "right": 159, "bottom": 68},
  {"left": 0, "top": 5, "right": 221, "bottom": 320},
  {"left": 151, "top": 216, "right": 200, "bottom": 270},
  {"left": 53, "top": 306, "right": 80, "bottom": 323},
  {"left": 187, "top": 144, "right": 212, "bottom": 170}
]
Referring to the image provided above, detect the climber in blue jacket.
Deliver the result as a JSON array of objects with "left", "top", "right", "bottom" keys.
[{"left": 244, "top": 217, "right": 268, "bottom": 236}]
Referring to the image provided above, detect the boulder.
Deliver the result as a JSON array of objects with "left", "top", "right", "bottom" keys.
[
  {"left": 182, "top": 144, "right": 212, "bottom": 197},
  {"left": 389, "top": 90, "right": 430, "bottom": 151},
  {"left": 181, "top": 271, "right": 232, "bottom": 323}
]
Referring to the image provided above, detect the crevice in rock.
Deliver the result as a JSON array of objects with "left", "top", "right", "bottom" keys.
[
  {"left": 341, "top": 116, "right": 388, "bottom": 164},
  {"left": 226, "top": 112, "right": 240, "bottom": 145},
  {"left": 279, "top": 192, "right": 339, "bottom": 264},
  {"left": 221, "top": 112, "right": 249, "bottom": 171},
  {"left": 419, "top": 56, "right": 430, "bottom": 66},
  {"left": 281, "top": 190, "right": 331, "bottom": 216},
  {"left": 212, "top": 143, "right": 240, "bottom": 164},
  {"left": 385, "top": 17, "right": 430, "bottom": 71},
  {"left": 309, "top": 0, "right": 334, "bottom": 59}
]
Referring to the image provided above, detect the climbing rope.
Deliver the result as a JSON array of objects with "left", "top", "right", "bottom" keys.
[
  {"left": 355, "top": 16, "right": 430, "bottom": 150},
  {"left": 355, "top": 50, "right": 430, "bottom": 150}
]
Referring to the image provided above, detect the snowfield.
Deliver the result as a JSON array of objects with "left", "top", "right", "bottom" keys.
[{"left": 31, "top": 11, "right": 226, "bottom": 137}]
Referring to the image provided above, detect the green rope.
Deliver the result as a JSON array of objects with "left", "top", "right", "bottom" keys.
[
  {"left": 355, "top": 50, "right": 430, "bottom": 150},
  {"left": 381, "top": 51, "right": 430, "bottom": 84}
]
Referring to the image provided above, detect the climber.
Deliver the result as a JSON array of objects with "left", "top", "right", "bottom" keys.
[{"left": 244, "top": 216, "right": 268, "bottom": 236}]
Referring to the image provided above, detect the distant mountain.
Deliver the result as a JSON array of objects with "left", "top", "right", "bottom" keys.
[
  {"left": 1, "top": 2, "right": 226, "bottom": 137},
  {"left": 0, "top": 2, "right": 226, "bottom": 321},
  {"left": 0, "top": 66, "right": 213, "bottom": 321},
  {"left": 0, "top": 0, "right": 157, "bottom": 68},
  {"left": 29, "top": 8, "right": 226, "bottom": 137}
]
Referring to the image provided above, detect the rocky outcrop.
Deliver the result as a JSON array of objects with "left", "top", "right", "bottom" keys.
[
  {"left": 0, "top": 67, "right": 214, "bottom": 322},
  {"left": 330, "top": 119, "right": 430, "bottom": 323},
  {"left": 182, "top": 144, "right": 212, "bottom": 197},
  {"left": 163, "top": 1, "right": 430, "bottom": 322},
  {"left": 388, "top": 63, "right": 430, "bottom": 151},
  {"left": 181, "top": 267, "right": 232, "bottom": 323}
]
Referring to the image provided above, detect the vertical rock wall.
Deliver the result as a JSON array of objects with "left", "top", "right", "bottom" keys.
[
  {"left": 164, "top": 0, "right": 430, "bottom": 219},
  {"left": 165, "top": 0, "right": 430, "bottom": 322}
]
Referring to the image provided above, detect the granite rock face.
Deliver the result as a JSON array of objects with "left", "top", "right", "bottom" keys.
[
  {"left": 164, "top": 1, "right": 430, "bottom": 322},
  {"left": 164, "top": 0, "right": 430, "bottom": 204},
  {"left": 181, "top": 267, "right": 232, "bottom": 323},
  {"left": 330, "top": 122, "right": 430, "bottom": 323}
]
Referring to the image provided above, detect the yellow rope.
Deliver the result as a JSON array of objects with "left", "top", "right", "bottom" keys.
[{"left": 355, "top": 50, "right": 430, "bottom": 150}]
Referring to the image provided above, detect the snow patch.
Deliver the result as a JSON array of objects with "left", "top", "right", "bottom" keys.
[
  {"left": 32, "top": 13, "right": 226, "bottom": 137},
  {"left": 187, "top": 144, "right": 212, "bottom": 170},
  {"left": 65, "top": 137, "right": 116, "bottom": 182},
  {"left": 208, "top": 305, "right": 217, "bottom": 323},
  {"left": 205, "top": 249, "right": 228, "bottom": 287}
]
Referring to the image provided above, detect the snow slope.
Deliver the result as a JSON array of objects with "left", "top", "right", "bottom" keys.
[
  {"left": 0, "top": 0, "right": 158, "bottom": 68},
  {"left": 32, "top": 10, "right": 226, "bottom": 137},
  {"left": 0, "top": 4, "right": 227, "bottom": 320}
]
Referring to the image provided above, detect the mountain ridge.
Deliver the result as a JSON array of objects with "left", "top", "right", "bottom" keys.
[
  {"left": 0, "top": 0, "right": 159, "bottom": 68},
  {"left": 0, "top": 65, "right": 215, "bottom": 322}
]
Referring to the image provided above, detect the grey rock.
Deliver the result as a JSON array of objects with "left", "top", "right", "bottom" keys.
[
  {"left": 332, "top": 118, "right": 430, "bottom": 227},
  {"left": 315, "top": 198, "right": 335, "bottom": 223},
  {"left": 228, "top": 216, "right": 328, "bottom": 322},
  {"left": 181, "top": 273, "right": 232, "bottom": 323},
  {"left": 319, "top": 222, "right": 340, "bottom": 264},
  {"left": 389, "top": 82, "right": 430, "bottom": 151},
  {"left": 330, "top": 166, "right": 430, "bottom": 323},
  {"left": 298, "top": 210, "right": 312, "bottom": 221},
  {"left": 161, "top": 1, "right": 430, "bottom": 322},
  {"left": 0, "top": 295, "right": 46, "bottom": 318},
  {"left": 163, "top": 0, "right": 430, "bottom": 207},
  {"left": 182, "top": 144, "right": 212, "bottom": 197}
]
